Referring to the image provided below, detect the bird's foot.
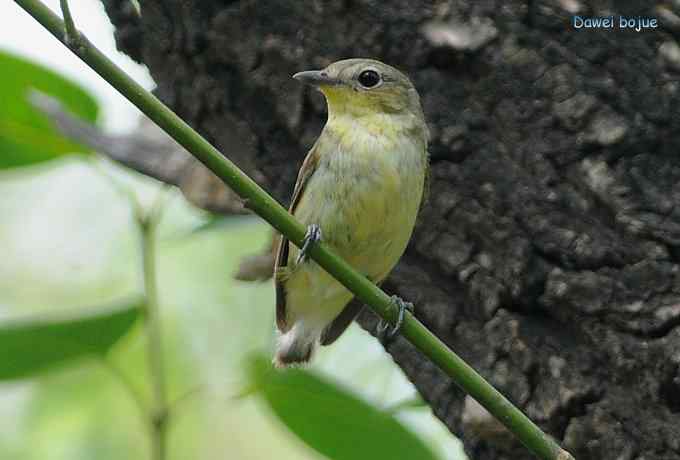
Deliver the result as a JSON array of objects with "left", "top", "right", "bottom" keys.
[
  {"left": 377, "top": 295, "right": 414, "bottom": 344},
  {"left": 295, "top": 224, "right": 322, "bottom": 265}
]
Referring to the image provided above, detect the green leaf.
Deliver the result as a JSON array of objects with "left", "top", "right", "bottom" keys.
[
  {"left": 0, "top": 298, "right": 142, "bottom": 380},
  {"left": 0, "top": 50, "right": 99, "bottom": 168},
  {"left": 248, "top": 355, "right": 439, "bottom": 460}
]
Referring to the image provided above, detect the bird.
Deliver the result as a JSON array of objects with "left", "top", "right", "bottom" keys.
[{"left": 274, "top": 58, "right": 429, "bottom": 367}]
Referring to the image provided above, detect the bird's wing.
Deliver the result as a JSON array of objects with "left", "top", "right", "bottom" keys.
[{"left": 274, "top": 144, "right": 321, "bottom": 332}]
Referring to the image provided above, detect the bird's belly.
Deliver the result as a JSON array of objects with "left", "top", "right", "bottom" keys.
[
  {"left": 285, "top": 179, "right": 419, "bottom": 326},
  {"left": 335, "top": 189, "right": 415, "bottom": 280},
  {"left": 293, "top": 159, "right": 423, "bottom": 282}
]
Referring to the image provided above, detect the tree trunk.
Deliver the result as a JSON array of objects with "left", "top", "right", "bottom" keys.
[{"left": 98, "top": 1, "right": 680, "bottom": 458}]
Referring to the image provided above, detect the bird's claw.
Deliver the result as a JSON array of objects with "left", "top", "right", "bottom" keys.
[
  {"left": 295, "top": 224, "right": 322, "bottom": 265},
  {"left": 377, "top": 295, "right": 414, "bottom": 343}
]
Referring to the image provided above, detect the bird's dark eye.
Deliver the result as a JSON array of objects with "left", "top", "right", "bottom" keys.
[{"left": 358, "top": 69, "right": 381, "bottom": 88}]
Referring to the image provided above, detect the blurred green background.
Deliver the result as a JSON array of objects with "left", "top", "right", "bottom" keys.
[{"left": 0, "top": 1, "right": 466, "bottom": 459}]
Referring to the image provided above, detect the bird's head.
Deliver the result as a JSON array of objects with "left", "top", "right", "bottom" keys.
[{"left": 293, "top": 58, "right": 425, "bottom": 124}]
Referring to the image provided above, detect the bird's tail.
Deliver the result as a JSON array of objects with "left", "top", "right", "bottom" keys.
[{"left": 273, "top": 322, "right": 317, "bottom": 368}]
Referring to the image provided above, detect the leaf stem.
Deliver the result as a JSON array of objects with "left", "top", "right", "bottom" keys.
[{"left": 13, "top": 1, "right": 574, "bottom": 458}]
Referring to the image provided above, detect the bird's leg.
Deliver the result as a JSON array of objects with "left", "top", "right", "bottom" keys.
[
  {"left": 295, "top": 224, "right": 322, "bottom": 265},
  {"left": 377, "top": 295, "right": 415, "bottom": 344}
]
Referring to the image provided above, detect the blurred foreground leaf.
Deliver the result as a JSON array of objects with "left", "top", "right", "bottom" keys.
[
  {"left": 0, "top": 298, "right": 142, "bottom": 380},
  {"left": 248, "top": 355, "right": 439, "bottom": 460},
  {"left": 0, "top": 50, "right": 99, "bottom": 168}
]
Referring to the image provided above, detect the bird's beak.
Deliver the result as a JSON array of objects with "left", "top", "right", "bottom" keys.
[{"left": 292, "top": 70, "right": 340, "bottom": 87}]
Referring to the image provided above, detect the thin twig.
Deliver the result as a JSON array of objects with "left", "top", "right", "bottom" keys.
[
  {"left": 92, "top": 160, "right": 171, "bottom": 459},
  {"left": 138, "top": 190, "right": 170, "bottom": 460},
  {"left": 59, "top": 0, "right": 80, "bottom": 49}
]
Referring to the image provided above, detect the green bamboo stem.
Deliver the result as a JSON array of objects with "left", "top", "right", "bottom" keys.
[{"left": 13, "top": 1, "right": 573, "bottom": 458}]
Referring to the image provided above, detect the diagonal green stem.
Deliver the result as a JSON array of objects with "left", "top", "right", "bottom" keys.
[{"left": 12, "top": 1, "right": 573, "bottom": 458}]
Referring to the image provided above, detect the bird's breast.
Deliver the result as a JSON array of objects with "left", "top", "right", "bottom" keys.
[{"left": 294, "top": 118, "right": 426, "bottom": 279}]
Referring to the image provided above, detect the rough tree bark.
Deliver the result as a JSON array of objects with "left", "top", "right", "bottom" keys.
[{"left": 95, "top": 1, "right": 680, "bottom": 458}]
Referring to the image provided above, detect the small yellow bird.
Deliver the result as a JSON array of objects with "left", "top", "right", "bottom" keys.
[{"left": 274, "top": 58, "right": 429, "bottom": 366}]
